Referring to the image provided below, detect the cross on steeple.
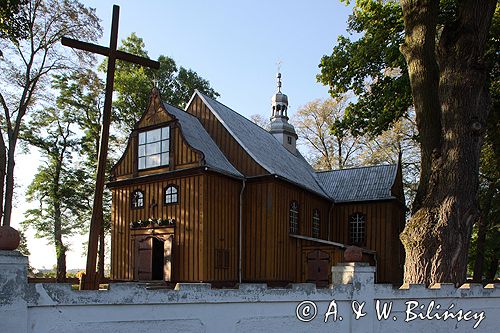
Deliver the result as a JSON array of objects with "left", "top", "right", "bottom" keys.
[
  {"left": 61, "top": 5, "right": 160, "bottom": 290},
  {"left": 276, "top": 60, "right": 283, "bottom": 93}
]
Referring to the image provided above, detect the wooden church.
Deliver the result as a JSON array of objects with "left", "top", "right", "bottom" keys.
[{"left": 108, "top": 74, "right": 406, "bottom": 286}]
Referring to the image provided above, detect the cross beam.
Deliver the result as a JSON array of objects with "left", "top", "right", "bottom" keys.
[{"left": 62, "top": 5, "right": 159, "bottom": 290}]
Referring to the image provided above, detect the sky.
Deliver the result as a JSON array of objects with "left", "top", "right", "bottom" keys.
[{"left": 13, "top": 0, "right": 354, "bottom": 270}]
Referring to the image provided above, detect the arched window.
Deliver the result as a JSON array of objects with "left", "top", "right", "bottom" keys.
[
  {"left": 131, "top": 190, "right": 144, "bottom": 209},
  {"left": 289, "top": 201, "right": 299, "bottom": 234},
  {"left": 312, "top": 209, "right": 320, "bottom": 238},
  {"left": 349, "top": 213, "right": 366, "bottom": 246},
  {"left": 164, "top": 185, "right": 178, "bottom": 204}
]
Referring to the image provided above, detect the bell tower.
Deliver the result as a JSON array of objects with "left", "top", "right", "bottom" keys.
[{"left": 269, "top": 72, "right": 297, "bottom": 154}]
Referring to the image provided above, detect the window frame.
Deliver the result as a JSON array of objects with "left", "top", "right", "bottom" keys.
[
  {"left": 348, "top": 212, "right": 366, "bottom": 246},
  {"left": 163, "top": 185, "right": 179, "bottom": 205},
  {"left": 289, "top": 201, "right": 299, "bottom": 235},
  {"left": 137, "top": 125, "right": 170, "bottom": 170},
  {"left": 130, "top": 189, "right": 145, "bottom": 209},
  {"left": 312, "top": 209, "right": 320, "bottom": 238}
]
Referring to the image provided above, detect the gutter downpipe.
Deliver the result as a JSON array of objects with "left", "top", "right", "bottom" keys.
[
  {"left": 239, "top": 179, "right": 246, "bottom": 284},
  {"left": 328, "top": 201, "right": 335, "bottom": 241}
]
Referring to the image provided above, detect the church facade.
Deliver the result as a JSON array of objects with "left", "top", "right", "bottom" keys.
[{"left": 108, "top": 75, "right": 406, "bottom": 286}]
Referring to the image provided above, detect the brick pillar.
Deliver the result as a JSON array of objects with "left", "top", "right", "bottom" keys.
[{"left": 0, "top": 250, "right": 29, "bottom": 333}]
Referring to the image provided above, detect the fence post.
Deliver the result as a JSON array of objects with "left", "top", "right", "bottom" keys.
[
  {"left": 332, "top": 262, "right": 377, "bottom": 333},
  {"left": 0, "top": 250, "right": 29, "bottom": 333}
]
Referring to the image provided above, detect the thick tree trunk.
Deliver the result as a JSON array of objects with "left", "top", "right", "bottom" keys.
[{"left": 399, "top": 0, "right": 496, "bottom": 286}]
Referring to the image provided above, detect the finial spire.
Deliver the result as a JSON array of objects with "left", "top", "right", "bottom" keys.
[{"left": 276, "top": 60, "right": 283, "bottom": 92}]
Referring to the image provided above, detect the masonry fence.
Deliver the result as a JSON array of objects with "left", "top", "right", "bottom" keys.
[{"left": 1, "top": 251, "right": 499, "bottom": 332}]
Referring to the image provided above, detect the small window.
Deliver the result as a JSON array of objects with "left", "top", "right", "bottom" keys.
[
  {"left": 312, "top": 209, "right": 320, "bottom": 238},
  {"left": 289, "top": 201, "right": 299, "bottom": 234},
  {"left": 138, "top": 126, "right": 170, "bottom": 170},
  {"left": 164, "top": 185, "right": 178, "bottom": 204},
  {"left": 349, "top": 213, "right": 366, "bottom": 246},
  {"left": 287, "top": 136, "right": 292, "bottom": 144},
  {"left": 131, "top": 190, "right": 144, "bottom": 209},
  {"left": 215, "top": 249, "right": 229, "bottom": 269}
]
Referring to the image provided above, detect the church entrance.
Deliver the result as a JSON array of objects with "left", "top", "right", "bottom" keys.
[{"left": 133, "top": 234, "right": 173, "bottom": 281}]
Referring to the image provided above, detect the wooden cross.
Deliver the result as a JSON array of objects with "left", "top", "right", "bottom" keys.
[{"left": 61, "top": 5, "right": 160, "bottom": 290}]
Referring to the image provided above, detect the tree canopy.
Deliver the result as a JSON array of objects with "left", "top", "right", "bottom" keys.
[
  {"left": 105, "top": 33, "right": 219, "bottom": 133},
  {"left": 319, "top": 0, "right": 498, "bottom": 285}
]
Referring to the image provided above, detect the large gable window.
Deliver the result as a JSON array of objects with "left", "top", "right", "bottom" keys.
[
  {"left": 349, "top": 212, "right": 366, "bottom": 246},
  {"left": 289, "top": 201, "right": 299, "bottom": 234},
  {"left": 138, "top": 126, "right": 170, "bottom": 170},
  {"left": 312, "top": 209, "right": 320, "bottom": 238}
]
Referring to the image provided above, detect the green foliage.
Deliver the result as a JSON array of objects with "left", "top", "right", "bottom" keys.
[
  {"left": 0, "top": 0, "right": 28, "bottom": 44},
  {"left": 21, "top": 107, "right": 89, "bottom": 241},
  {"left": 50, "top": 70, "right": 113, "bottom": 232},
  {"left": 317, "top": 0, "right": 411, "bottom": 136},
  {"left": 105, "top": 33, "right": 219, "bottom": 133}
]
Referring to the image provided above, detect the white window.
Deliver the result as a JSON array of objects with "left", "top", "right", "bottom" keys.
[
  {"left": 312, "top": 209, "right": 320, "bottom": 238},
  {"left": 349, "top": 213, "right": 366, "bottom": 246},
  {"left": 131, "top": 190, "right": 144, "bottom": 209},
  {"left": 164, "top": 185, "right": 178, "bottom": 204},
  {"left": 289, "top": 201, "right": 299, "bottom": 234},
  {"left": 138, "top": 127, "right": 170, "bottom": 170}
]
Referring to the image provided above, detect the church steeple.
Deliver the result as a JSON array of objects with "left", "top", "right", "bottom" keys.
[{"left": 269, "top": 72, "right": 297, "bottom": 154}]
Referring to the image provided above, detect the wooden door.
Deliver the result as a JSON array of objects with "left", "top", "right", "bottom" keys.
[
  {"left": 306, "top": 250, "right": 330, "bottom": 287},
  {"left": 135, "top": 236, "right": 153, "bottom": 280}
]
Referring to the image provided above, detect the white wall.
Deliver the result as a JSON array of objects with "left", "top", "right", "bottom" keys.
[{"left": 1, "top": 251, "right": 499, "bottom": 333}]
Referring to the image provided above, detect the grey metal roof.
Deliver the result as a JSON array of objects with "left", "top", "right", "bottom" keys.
[
  {"left": 195, "top": 92, "right": 329, "bottom": 198},
  {"left": 163, "top": 102, "right": 243, "bottom": 178},
  {"left": 316, "top": 164, "right": 398, "bottom": 202}
]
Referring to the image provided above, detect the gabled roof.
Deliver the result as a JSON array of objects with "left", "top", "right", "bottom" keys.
[
  {"left": 163, "top": 102, "right": 243, "bottom": 178},
  {"left": 316, "top": 164, "right": 398, "bottom": 202},
  {"left": 194, "top": 91, "right": 329, "bottom": 198}
]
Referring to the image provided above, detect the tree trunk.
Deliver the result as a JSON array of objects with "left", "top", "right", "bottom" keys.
[
  {"left": 399, "top": 0, "right": 496, "bottom": 286},
  {"left": 472, "top": 182, "right": 495, "bottom": 282},
  {"left": 0, "top": 133, "right": 6, "bottom": 221},
  {"left": 486, "top": 257, "right": 498, "bottom": 282},
  {"left": 3, "top": 138, "right": 17, "bottom": 227},
  {"left": 53, "top": 157, "right": 66, "bottom": 282},
  {"left": 55, "top": 240, "right": 67, "bottom": 283},
  {"left": 97, "top": 225, "right": 105, "bottom": 281}
]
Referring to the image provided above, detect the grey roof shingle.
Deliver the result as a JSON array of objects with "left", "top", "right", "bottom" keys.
[
  {"left": 196, "top": 92, "right": 329, "bottom": 198},
  {"left": 163, "top": 102, "right": 243, "bottom": 178},
  {"left": 316, "top": 164, "right": 398, "bottom": 202}
]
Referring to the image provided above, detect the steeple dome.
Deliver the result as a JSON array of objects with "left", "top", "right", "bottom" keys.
[
  {"left": 269, "top": 72, "right": 297, "bottom": 154},
  {"left": 271, "top": 73, "right": 289, "bottom": 119}
]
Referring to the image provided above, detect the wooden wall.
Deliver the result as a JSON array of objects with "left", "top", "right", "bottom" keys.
[
  {"left": 330, "top": 200, "right": 405, "bottom": 284},
  {"left": 112, "top": 95, "right": 202, "bottom": 180},
  {"left": 186, "top": 95, "right": 268, "bottom": 177},
  {"left": 241, "top": 178, "right": 331, "bottom": 283},
  {"left": 202, "top": 173, "right": 241, "bottom": 283},
  {"left": 111, "top": 173, "right": 205, "bottom": 282}
]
